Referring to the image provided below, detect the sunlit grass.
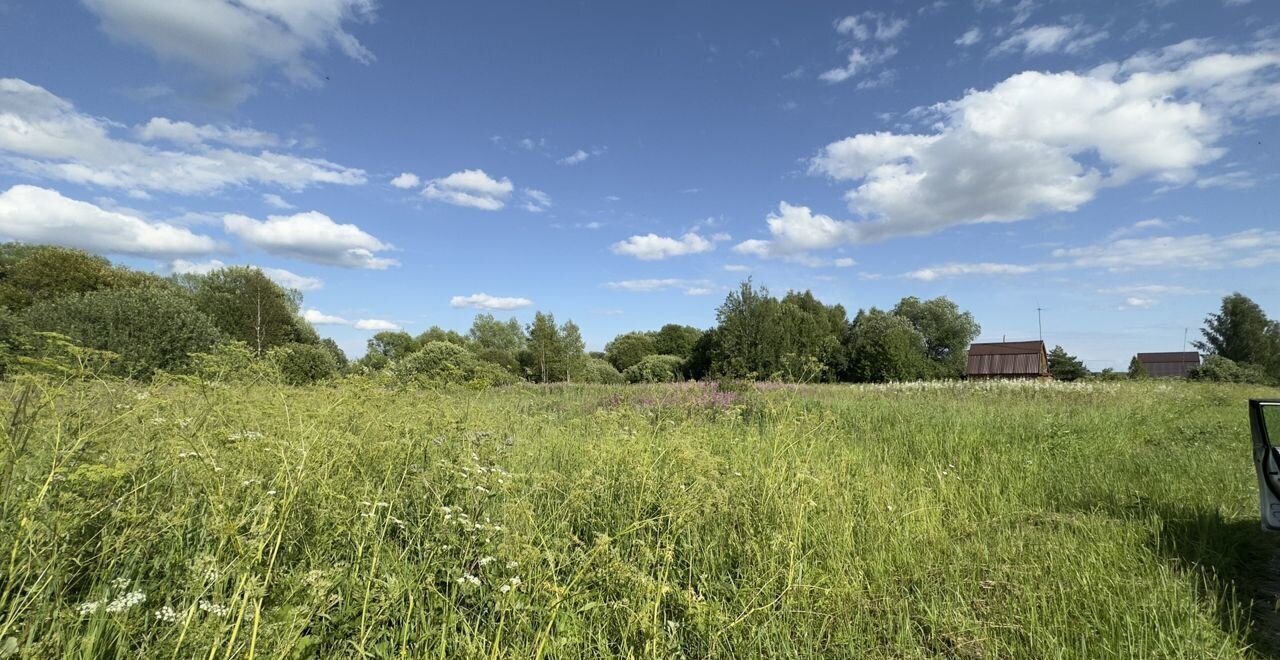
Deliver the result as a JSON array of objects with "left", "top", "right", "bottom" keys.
[{"left": 1, "top": 377, "right": 1278, "bottom": 657}]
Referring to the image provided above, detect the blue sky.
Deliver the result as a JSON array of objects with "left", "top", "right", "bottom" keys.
[{"left": 0, "top": 0, "right": 1277, "bottom": 369}]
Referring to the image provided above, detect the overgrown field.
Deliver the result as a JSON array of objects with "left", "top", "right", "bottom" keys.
[{"left": 2, "top": 378, "right": 1280, "bottom": 658}]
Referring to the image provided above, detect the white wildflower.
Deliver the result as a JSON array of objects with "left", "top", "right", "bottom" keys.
[
  {"left": 105, "top": 590, "right": 145, "bottom": 613},
  {"left": 506, "top": 560, "right": 519, "bottom": 569},
  {"left": 198, "top": 600, "right": 229, "bottom": 617},
  {"left": 477, "top": 556, "right": 495, "bottom": 566},
  {"left": 77, "top": 601, "right": 101, "bottom": 616},
  {"left": 154, "top": 605, "right": 177, "bottom": 623},
  {"left": 456, "top": 573, "right": 481, "bottom": 587},
  {"left": 110, "top": 577, "right": 131, "bottom": 589}
]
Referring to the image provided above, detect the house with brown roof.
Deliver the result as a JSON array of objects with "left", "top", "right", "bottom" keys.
[
  {"left": 965, "top": 340, "right": 1050, "bottom": 380},
  {"left": 1135, "top": 352, "right": 1200, "bottom": 378}
]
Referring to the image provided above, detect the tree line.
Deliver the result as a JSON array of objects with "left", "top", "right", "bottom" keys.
[{"left": 0, "top": 243, "right": 1275, "bottom": 385}]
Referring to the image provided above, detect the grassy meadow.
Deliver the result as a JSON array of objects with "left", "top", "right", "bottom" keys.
[{"left": 2, "top": 377, "right": 1280, "bottom": 658}]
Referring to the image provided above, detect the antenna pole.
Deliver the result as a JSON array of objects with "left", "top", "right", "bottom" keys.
[
  {"left": 1036, "top": 307, "right": 1044, "bottom": 342},
  {"left": 1182, "top": 327, "right": 1188, "bottom": 353}
]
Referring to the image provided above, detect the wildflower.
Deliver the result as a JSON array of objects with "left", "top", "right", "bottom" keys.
[
  {"left": 477, "top": 556, "right": 496, "bottom": 566},
  {"left": 198, "top": 600, "right": 229, "bottom": 617},
  {"left": 135, "top": 391, "right": 150, "bottom": 401},
  {"left": 77, "top": 601, "right": 102, "bottom": 616},
  {"left": 456, "top": 573, "right": 481, "bottom": 587},
  {"left": 506, "top": 560, "right": 519, "bottom": 569},
  {"left": 154, "top": 605, "right": 178, "bottom": 623},
  {"left": 105, "top": 590, "right": 146, "bottom": 613},
  {"left": 499, "top": 576, "right": 521, "bottom": 593},
  {"left": 266, "top": 489, "right": 277, "bottom": 496},
  {"left": 111, "top": 577, "right": 131, "bottom": 589},
  {"left": 475, "top": 486, "right": 491, "bottom": 494}
]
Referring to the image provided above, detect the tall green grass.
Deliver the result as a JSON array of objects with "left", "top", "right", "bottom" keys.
[{"left": 1, "top": 377, "right": 1278, "bottom": 658}]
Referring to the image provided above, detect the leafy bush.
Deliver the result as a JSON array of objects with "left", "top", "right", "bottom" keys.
[
  {"left": 623, "top": 354, "right": 684, "bottom": 383},
  {"left": 1188, "top": 355, "right": 1272, "bottom": 384},
  {"left": 25, "top": 286, "right": 223, "bottom": 378},
  {"left": 576, "top": 357, "right": 624, "bottom": 384},
  {"left": 188, "top": 341, "right": 282, "bottom": 383},
  {"left": 394, "top": 341, "right": 476, "bottom": 382},
  {"left": 269, "top": 342, "right": 340, "bottom": 385}
]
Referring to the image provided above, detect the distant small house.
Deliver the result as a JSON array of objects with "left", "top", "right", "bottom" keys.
[
  {"left": 965, "top": 341, "right": 1049, "bottom": 380},
  {"left": 1135, "top": 352, "right": 1200, "bottom": 378}
]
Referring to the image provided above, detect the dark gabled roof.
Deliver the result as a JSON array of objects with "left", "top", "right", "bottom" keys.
[
  {"left": 967, "top": 341, "right": 1046, "bottom": 356},
  {"left": 1137, "top": 352, "right": 1200, "bottom": 364},
  {"left": 965, "top": 341, "right": 1048, "bottom": 376}
]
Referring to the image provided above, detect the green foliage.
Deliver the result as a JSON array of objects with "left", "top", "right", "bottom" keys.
[
  {"left": 0, "top": 244, "right": 118, "bottom": 312},
  {"left": 713, "top": 281, "right": 844, "bottom": 381},
  {"left": 1188, "top": 355, "right": 1273, "bottom": 384},
  {"left": 269, "top": 342, "right": 340, "bottom": 385},
  {"left": 416, "top": 325, "right": 470, "bottom": 347},
  {"left": 359, "top": 331, "right": 418, "bottom": 370},
  {"left": 575, "top": 357, "right": 625, "bottom": 384},
  {"left": 393, "top": 341, "right": 477, "bottom": 383},
  {"left": 1097, "top": 368, "right": 1126, "bottom": 382},
  {"left": 1128, "top": 356, "right": 1148, "bottom": 379},
  {"left": 469, "top": 314, "right": 526, "bottom": 354},
  {"left": 892, "top": 296, "right": 980, "bottom": 377},
  {"left": 188, "top": 341, "right": 282, "bottom": 383},
  {"left": 524, "top": 312, "right": 584, "bottom": 383},
  {"left": 843, "top": 309, "right": 926, "bottom": 382},
  {"left": 1047, "top": 345, "right": 1088, "bottom": 381},
  {"left": 622, "top": 354, "right": 685, "bottom": 383},
  {"left": 652, "top": 324, "right": 703, "bottom": 360},
  {"left": 604, "top": 332, "right": 657, "bottom": 371},
  {"left": 185, "top": 267, "right": 313, "bottom": 356},
  {"left": 25, "top": 286, "right": 223, "bottom": 378},
  {"left": 318, "top": 338, "right": 348, "bottom": 372}
]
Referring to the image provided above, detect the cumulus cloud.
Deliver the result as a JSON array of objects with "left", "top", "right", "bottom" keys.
[
  {"left": 820, "top": 12, "right": 906, "bottom": 84},
  {"left": 223, "top": 211, "right": 397, "bottom": 269},
  {"left": 558, "top": 149, "right": 589, "bottom": 165},
  {"left": 800, "top": 42, "right": 1280, "bottom": 245},
  {"left": 1120, "top": 297, "right": 1156, "bottom": 309},
  {"left": 422, "top": 169, "right": 513, "bottom": 210},
  {"left": 0, "top": 78, "right": 366, "bottom": 194},
  {"left": 604, "top": 279, "right": 715, "bottom": 295},
  {"left": 302, "top": 309, "right": 398, "bottom": 330},
  {"left": 449, "top": 293, "right": 533, "bottom": 311},
  {"left": 0, "top": 184, "right": 219, "bottom": 258},
  {"left": 732, "top": 202, "right": 857, "bottom": 260},
  {"left": 994, "top": 22, "right": 1108, "bottom": 56},
  {"left": 390, "top": 172, "right": 420, "bottom": 189},
  {"left": 611, "top": 232, "right": 715, "bottom": 260},
  {"left": 82, "top": 0, "right": 376, "bottom": 99}
]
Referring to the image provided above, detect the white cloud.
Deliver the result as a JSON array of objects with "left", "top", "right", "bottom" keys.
[
  {"left": 262, "top": 193, "right": 294, "bottom": 209},
  {"left": 82, "top": 0, "right": 376, "bottom": 98},
  {"left": 1053, "top": 229, "right": 1280, "bottom": 271},
  {"left": 904, "top": 262, "right": 1041, "bottom": 281},
  {"left": 0, "top": 184, "right": 219, "bottom": 258},
  {"left": 522, "top": 188, "right": 552, "bottom": 213},
  {"left": 834, "top": 257, "right": 856, "bottom": 267},
  {"left": 1108, "top": 217, "right": 1169, "bottom": 239},
  {"left": 1195, "top": 171, "right": 1255, "bottom": 189},
  {"left": 821, "top": 12, "right": 906, "bottom": 84},
  {"left": 261, "top": 266, "right": 323, "bottom": 291},
  {"left": 723, "top": 264, "right": 751, "bottom": 272},
  {"left": 172, "top": 259, "right": 322, "bottom": 291},
  {"left": 422, "top": 169, "right": 513, "bottom": 210},
  {"left": 995, "top": 23, "right": 1108, "bottom": 57},
  {"left": 956, "top": 28, "right": 982, "bottom": 47},
  {"left": 303, "top": 309, "right": 349, "bottom": 325},
  {"left": 732, "top": 202, "right": 857, "bottom": 260},
  {"left": 302, "top": 309, "right": 397, "bottom": 330},
  {"left": 0, "top": 78, "right": 366, "bottom": 194},
  {"left": 449, "top": 293, "right": 533, "bottom": 311},
  {"left": 135, "top": 117, "right": 279, "bottom": 148},
  {"left": 1097, "top": 284, "right": 1209, "bottom": 296},
  {"left": 354, "top": 319, "right": 399, "bottom": 331},
  {"left": 1121, "top": 297, "right": 1156, "bottom": 309},
  {"left": 390, "top": 172, "right": 420, "bottom": 189},
  {"left": 557, "top": 149, "right": 589, "bottom": 165},
  {"left": 611, "top": 232, "right": 715, "bottom": 260},
  {"left": 605, "top": 279, "right": 715, "bottom": 295},
  {"left": 803, "top": 42, "right": 1280, "bottom": 244},
  {"left": 223, "top": 211, "right": 397, "bottom": 269}
]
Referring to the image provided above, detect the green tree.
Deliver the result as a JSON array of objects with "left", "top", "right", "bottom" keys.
[
  {"left": 1194, "top": 293, "right": 1273, "bottom": 367},
  {"left": 270, "top": 342, "right": 340, "bottom": 385},
  {"left": 319, "top": 338, "right": 348, "bottom": 372},
  {"left": 1189, "top": 355, "right": 1272, "bottom": 385},
  {"left": 623, "top": 354, "right": 685, "bottom": 383},
  {"left": 1127, "top": 356, "right": 1148, "bottom": 379},
  {"left": 560, "top": 320, "right": 586, "bottom": 382},
  {"left": 577, "top": 357, "right": 624, "bottom": 384},
  {"left": 469, "top": 314, "right": 526, "bottom": 354},
  {"left": 0, "top": 244, "right": 118, "bottom": 312},
  {"left": 1047, "top": 345, "right": 1088, "bottom": 381},
  {"left": 186, "top": 267, "right": 313, "bottom": 356},
  {"left": 605, "top": 332, "right": 658, "bottom": 371},
  {"left": 526, "top": 312, "right": 562, "bottom": 383},
  {"left": 652, "top": 324, "right": 703, "bottom": 360},
  {"left": 25, "top": 286, "right": 223, "bottom": 378},
  {"left": 713, "top": 281, "right": 845, "bottom": 380},
  {"left": 843, "top": 309, "right": 926, "bottom": 382},
  {"left": 892, "top": 296, "right": 981, "bottom": 377},
  {"left": 360, "top": 330, "right": 419, "bottom": 370},
  {"left": 416, "top": 326, "right": 469, "bottom": 347}
]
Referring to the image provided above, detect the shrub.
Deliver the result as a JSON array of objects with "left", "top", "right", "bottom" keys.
[
  {"left": 25, "top": 286, "right": 223, "bottom": 378},
  {"left": 576, "top": 357, "right": 624, "bottom": 384},
  {"left": 623, "top": 354, "right": 684, "bottom": 383},
  {"left": 269, "top": 342, "right": 340, "bottom": 385},
  {"left": 189, "top": 341, "right": 282, "bottom": 383},
  {"left": 1188, "top": 355, "right": 1272, "bottom": 384},
  {"left": 394, "top": 341, "right": 476, "bottom": 382}
]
